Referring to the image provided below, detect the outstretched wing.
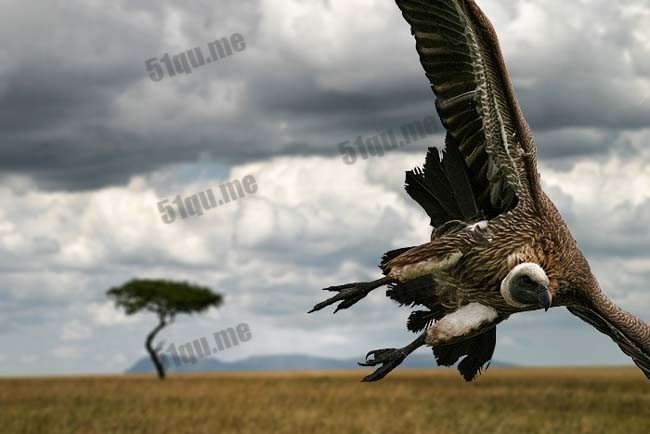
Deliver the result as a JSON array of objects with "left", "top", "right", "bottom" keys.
[
  {"left": 568, "top": 305, "right": 650, "bottom": 380},
  {"left": 396, "top": 0, "right": 542, "bottom": 217}
]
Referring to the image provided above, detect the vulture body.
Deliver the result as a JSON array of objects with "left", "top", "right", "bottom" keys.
[{"left": 310, "top": 0, "right": 650, "bottom": 382}]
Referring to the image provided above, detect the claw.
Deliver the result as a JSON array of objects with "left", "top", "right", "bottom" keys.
[
  {"left": 308, "top": 287, "right": 365, "bottom": 313},
  {"left": 309, "top": 277, "right": 391, "bottom": 314},
  {"left": 322, "top": 283, "right": 356, "bottom": 292},
  {"left": 358, "top": 348, "right": 407, "bottom": 382},
  {"left": 359, "top": 348, "right": 406, "bottom": 366},
  {"left": 308, "top": 289, "right": 358, "bottom": 313}
]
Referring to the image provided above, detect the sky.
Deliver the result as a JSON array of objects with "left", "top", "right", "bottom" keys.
[{"left": 0, "top": 0, "right": 649, "bottom": 376}]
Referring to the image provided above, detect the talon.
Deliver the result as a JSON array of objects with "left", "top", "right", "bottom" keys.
[
  {"left": 358, "top": 348, "right": 407, "bottom": 381},
  {"left": 309, "top": 277, "right": 391, "bottom": 314},
  {"left": 357, "top": 335, "right": 426, "bottom": 382},
  {"left": 322, "top": 283, "right": 356, "bottom": 292},
  {"left": 359, "top": 348, "right": 402, "bottom": 366}
]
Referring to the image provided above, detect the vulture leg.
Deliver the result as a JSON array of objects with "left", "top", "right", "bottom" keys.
[
  {"left": 358, "top": 333, "right": 426, "bottom": 382},
  {"left": 308, "top": 276, "right": 392, "bottom": 314}
]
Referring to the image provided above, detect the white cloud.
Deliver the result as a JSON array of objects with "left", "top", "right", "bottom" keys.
[
  {"left": 61, "top": 320, "right": 93, "bottom": 342},
  {"left": 541, "top": 150, "right": 650, "bottom": 208},
  {"left": 87, "top": 302, "right": 141, "bottom": 326},
  {"left": 52, "top": 346, "right": 81, "bottom": 360},
  {"left": 20, "top": 355, "right": 36, "bottom": 364}
]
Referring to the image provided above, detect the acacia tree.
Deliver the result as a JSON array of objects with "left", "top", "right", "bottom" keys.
[{"left": 107, "top": 279, "right": 223, "bottom": 380}]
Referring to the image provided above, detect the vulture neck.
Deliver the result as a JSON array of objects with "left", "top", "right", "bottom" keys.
[{"left": 588, "top": 284, "right": 650, "bottom": 354}]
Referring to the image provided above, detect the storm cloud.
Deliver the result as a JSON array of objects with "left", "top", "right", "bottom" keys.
[{"left": 1, "top": 0, "right": 649, "bottom": 190}]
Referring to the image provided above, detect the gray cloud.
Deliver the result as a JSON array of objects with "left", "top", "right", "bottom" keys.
[{"left": 1, "top": 0, "right": 649, "bottom": 191}]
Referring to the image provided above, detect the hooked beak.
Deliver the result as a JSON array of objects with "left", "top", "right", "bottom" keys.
[{"left": 536, "top": 285, "right": 552, "bottom": 311}]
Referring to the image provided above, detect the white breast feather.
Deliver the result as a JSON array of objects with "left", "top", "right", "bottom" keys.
[{"left": 426, "top": 303, "right": 498, "bottom": 345}]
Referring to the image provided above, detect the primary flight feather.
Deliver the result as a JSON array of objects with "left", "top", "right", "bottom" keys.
[{"left": 310, "top": 0, "right": 650, "bottom": 382}]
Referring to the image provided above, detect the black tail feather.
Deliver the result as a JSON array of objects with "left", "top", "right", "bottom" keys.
[
  {"left": 405, "top": 167, "right": 454, "bottom": 226},
  {"left": 421, "top": 147, "right": 459, "bottom": 215},
  {"left": 442, "top": 134, "right": 481, "bottom": 219},
  {"left": 433, "top": 328, "right": 497, "bottom": 382},
  {"left": 405, "top": 134, "right": 482, "bottom": 227}
]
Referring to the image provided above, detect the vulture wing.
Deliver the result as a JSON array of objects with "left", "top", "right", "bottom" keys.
[
  {"left": 568, "top": 304, "right": 650, "bottom": 380},
  {"left": 397, "top": 0, "right": 542, "bottom": 218}
]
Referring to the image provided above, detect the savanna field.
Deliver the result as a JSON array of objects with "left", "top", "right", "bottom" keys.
[{"left": 1, "top": 367, "right": 648, "bottom": 434}]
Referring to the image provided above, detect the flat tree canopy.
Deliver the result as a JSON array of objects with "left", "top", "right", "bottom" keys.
[
  {"left": 107, "top": 279, "right": 223, "bottom": 379},
  {"left": 107, "top": 279, "right": 222, "bottom": 319}
]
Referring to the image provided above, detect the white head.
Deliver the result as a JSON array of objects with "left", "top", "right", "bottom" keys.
[{"left": 500, "top": 263, "right": 552, "bottom": 311}]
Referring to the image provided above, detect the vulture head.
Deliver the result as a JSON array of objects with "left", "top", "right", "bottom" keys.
[{"left": 501, "top": 263, "right": 552, "bottom": 311}]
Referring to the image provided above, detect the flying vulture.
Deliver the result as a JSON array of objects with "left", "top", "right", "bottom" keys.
[{"left": 310, "top": 0, "right": 650, "bottom": 382}]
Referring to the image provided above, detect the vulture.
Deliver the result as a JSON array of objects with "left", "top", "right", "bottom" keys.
[{"left": 310, "top": 0, "right": 650, "bottom": 382}]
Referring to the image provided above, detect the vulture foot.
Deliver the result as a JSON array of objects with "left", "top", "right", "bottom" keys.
[
  {"left": 358, "top": 333, "right": 427, "bottom": 382},
  {"left": 358, "top": 348, "right": 407, "bottom": 382},
  {"left": 308, "top": 276, "right": 391, "bottom": 314}
]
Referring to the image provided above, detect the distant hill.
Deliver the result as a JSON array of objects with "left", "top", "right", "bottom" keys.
[{"left": 126, "top": 353, "right": 513, "bottom": 374}]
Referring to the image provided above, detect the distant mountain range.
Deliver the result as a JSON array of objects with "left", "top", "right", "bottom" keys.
[{"left": 126, "top": 353, "right": 513, "bottom": 374}]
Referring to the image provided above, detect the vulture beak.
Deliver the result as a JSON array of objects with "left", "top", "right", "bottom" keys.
[{"left": 536, "top": 285, "right": 552, "bottom": 311}]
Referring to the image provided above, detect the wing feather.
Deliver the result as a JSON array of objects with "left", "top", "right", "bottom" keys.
[
  {"left": 568, "top": 305, "right": 650, "bottom": 380},
  {"left": 395, "top": 0, "right": 542, "bottom": 216}
]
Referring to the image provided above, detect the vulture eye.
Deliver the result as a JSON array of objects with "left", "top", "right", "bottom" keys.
[{"left": 521, "top": 275, "right": 533, "bottom": 285}]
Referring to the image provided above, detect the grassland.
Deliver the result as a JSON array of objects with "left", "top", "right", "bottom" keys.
[{"left": 1, "top": 367, "right": 648, "bottom": 434}]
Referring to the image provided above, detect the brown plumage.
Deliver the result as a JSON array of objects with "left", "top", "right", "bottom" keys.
[{"left": 310, "top": 0, "right": 650, "bottom": 382}]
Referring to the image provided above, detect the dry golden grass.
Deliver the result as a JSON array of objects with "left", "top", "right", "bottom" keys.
[{"left": 1, "top": 367, "right": 648, "bottom": 434}]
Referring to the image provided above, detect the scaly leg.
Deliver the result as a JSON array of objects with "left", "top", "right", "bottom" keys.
[
  {"left": 358, "top": 333, "right": 426, "bottom": 382},
  {"left": 308, "top": 276, "right": 392, "bottom": 314}
]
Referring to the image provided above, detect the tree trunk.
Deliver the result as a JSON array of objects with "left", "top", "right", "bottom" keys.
[{"left": 145, "top": 317, "right": 168, "bottom": 380}]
